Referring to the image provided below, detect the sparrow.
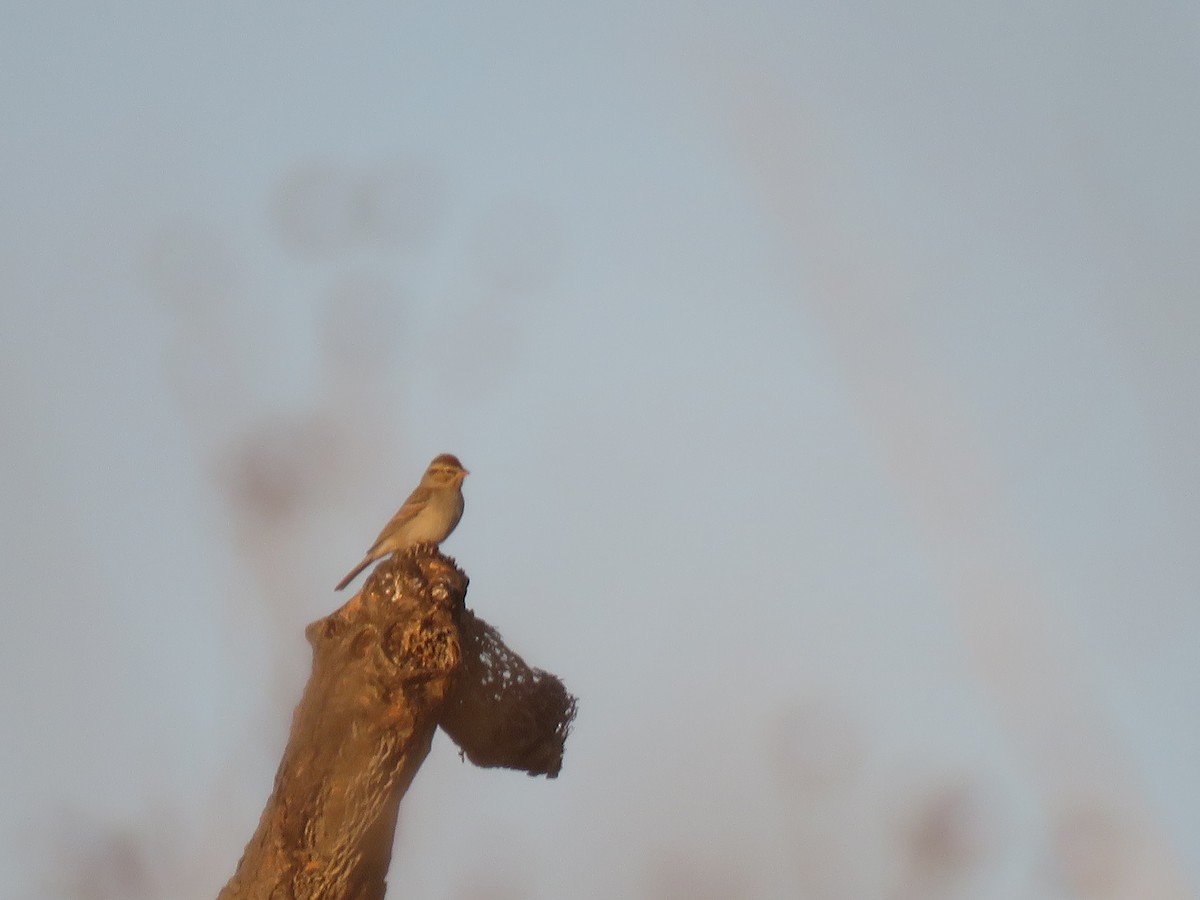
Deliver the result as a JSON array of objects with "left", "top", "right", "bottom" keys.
[{"left": 335, "top": 453, "right": 469, "bottom": 591}]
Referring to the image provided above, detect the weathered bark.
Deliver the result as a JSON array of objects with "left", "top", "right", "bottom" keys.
[{"left": 218, "top": 544, "right": 575, "bottom": 900}]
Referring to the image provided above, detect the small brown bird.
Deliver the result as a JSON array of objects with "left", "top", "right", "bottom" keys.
[{"left": 335, "top": 453, "right": 469, "bottom": 591}]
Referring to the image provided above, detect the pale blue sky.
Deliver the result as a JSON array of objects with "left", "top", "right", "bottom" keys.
[{"left": 2, "top": 3, "right": 1197, "bottom": 898}]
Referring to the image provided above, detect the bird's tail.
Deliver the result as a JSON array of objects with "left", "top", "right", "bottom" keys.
[{"left": 335, "top": 556, "right": 373, "bottom": 591}]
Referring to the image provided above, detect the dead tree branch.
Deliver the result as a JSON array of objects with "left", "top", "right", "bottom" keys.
[{"left": 218, "top": 544, "right": 576, "bottom": 900}]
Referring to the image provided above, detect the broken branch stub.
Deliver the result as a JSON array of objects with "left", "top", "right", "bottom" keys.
[{"left": 440, "top": 608, "right": 577, "bottom": 778}]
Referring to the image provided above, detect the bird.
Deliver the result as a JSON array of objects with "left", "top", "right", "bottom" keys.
[{"left": 335, "top": 453, "right": 469, "bottom": 591}]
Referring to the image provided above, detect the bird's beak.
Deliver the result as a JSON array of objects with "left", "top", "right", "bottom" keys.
[{"left": 461, "top": 468, "right": 470, "bottom": 478}]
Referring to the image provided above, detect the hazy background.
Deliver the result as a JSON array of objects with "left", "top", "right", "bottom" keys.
[{"left": 2, "top": 2, "right": 1198, "bottom": 898}]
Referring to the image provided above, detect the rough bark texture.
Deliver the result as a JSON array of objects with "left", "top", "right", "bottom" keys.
[
  {"left": 440, "top": 608, "right": 577, "bottom": 777},
  {"left": 218, "top": 544, "right": 576, "bottom": 900}
]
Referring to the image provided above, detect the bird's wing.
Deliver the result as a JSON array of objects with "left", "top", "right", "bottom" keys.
[{"left": 367, "top": 485, "right": 431, "bottom": 550}]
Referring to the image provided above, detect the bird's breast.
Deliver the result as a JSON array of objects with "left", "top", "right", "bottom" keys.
[{"left": 401, "top": 489, "right": 464, "bottom": 544}]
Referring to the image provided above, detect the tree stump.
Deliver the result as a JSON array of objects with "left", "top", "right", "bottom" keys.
[{"left": 218, "top": 544, "right": 576, "bottom": 900}]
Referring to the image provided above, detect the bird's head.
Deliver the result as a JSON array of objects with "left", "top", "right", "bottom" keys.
[{"left": 423, "top": 453, "right": 469, "bottom": 487}]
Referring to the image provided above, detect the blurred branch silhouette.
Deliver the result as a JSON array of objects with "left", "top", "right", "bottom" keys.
[
  {"left": 710, "top": 57, "right": 1195, "bottom": 900},
  {"left": 217, "top": 545, "right": 576, "bottom": 900}
]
